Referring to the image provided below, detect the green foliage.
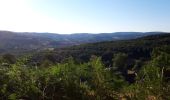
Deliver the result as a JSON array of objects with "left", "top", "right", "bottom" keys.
[
  {"left": 123, "top": 46, "right": 170, "bottom": 100},
  {"left": 0, "top": 56, "right": 124, "bottom": 100},
  {"left": 0, "top": 54, "right": 16, "bottom": 65},
  {"left": 0, "top": 45, "right": 170, "bottom": 100},
  {"left": 152, "top": 45, "right": 170, "bottom": 68},
  {"left": 112, "top": 53, "right": 128, "bottom": 72}
]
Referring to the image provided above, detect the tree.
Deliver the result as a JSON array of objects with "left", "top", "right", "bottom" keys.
[{"left": 1, "top": 54, "right": 16, "bottom": 64}]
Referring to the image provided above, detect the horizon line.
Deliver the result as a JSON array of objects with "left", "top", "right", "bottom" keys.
[{"left": 0, "top": 30, "right": 169, "bottom": 35}]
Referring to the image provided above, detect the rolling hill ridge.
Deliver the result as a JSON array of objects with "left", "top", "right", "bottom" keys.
[{"left": 0, "top": 31, "right": 165, "bottom": 54}]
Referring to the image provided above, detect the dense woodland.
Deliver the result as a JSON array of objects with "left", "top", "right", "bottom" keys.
[
  {"left": 0, "top": 31, "right": 163, "bottom": 55},
  {"left": 0, "top": 34, "right": 170, "bottom": 100}
]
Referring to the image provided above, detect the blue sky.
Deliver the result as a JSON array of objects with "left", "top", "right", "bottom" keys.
[{"left": 0, "top": 0, "right": 170, "bottom": 34}]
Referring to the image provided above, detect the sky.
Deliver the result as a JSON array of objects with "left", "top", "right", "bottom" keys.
[{"left": 0, "top": 0, "right": 170, "bottom": 34}]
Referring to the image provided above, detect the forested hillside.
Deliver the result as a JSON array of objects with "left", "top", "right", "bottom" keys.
[
  {"left": 0, "top": 33, "right": 169, "bottom": 99},
  {"left": 32, "top": 33, "right": 170, "bottom": 66},
  {"left": 0, "top": 31, "right": 163, "bottom": 55}
]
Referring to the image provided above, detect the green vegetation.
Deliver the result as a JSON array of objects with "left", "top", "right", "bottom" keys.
[
  {"left": 1, "top": 31, "right": 161, "bottom": 55},
  {"left": 32, "top": 33, "right": 170, "bottom": 66},
  {"left": 0, "top": 45, "right": 169, "bottom": 100},
  {"left": 0, "top": 34, "right": 169, "bottom": 100}
]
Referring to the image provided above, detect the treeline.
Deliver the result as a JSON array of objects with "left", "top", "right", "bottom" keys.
[
  {"left": 26, "top": 34, "right": 170, "bottom": 83},
  {"left": 31, "top": 33, "right": 170, "bottom": 66},
  {"left": 0, "top": 46, "right": 169, "bottom": 100}
]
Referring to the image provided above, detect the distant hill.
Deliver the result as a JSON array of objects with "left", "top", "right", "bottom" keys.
[
  {"left": 0, "top": 31, "right": 167, "bottom": 54},
  {"left": 30, "top": 33, "right": 170, "bottom": 67}
]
